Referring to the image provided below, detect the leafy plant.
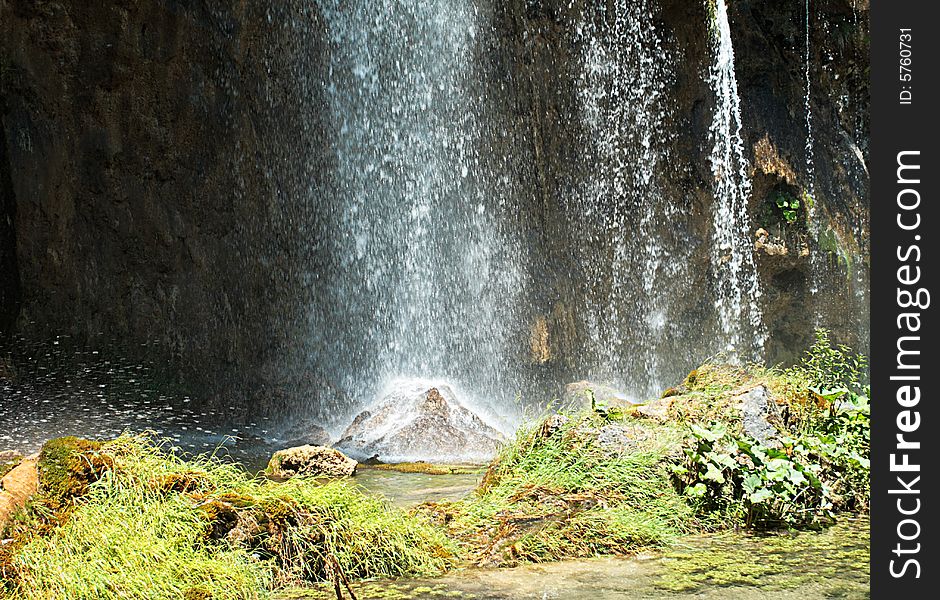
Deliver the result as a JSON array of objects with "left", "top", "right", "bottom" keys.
[
  {"left": 775, "top": 193, "right": 800, "bottom": 224},
  {"left": 674, "top": 384, "right": 870, "bottom": 530},
  {"left": 791, "top": 328, "right": 868, "bottom": 394},
  {"left": 675, "top": 423, "right": 831, "bottom": 529}
]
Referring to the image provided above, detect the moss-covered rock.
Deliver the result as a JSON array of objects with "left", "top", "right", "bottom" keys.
[
  {"left": 366, "top": 462, "right": 483, "bottom": 476},
  {"left": 267, "top": 445, "right": 357, "bottom": 479},
  {"left": 37, "top": 437, "right": 109, "bottom": 510},
  {"left": 0, "top": 450, "right": 22, "bottom": 479}
]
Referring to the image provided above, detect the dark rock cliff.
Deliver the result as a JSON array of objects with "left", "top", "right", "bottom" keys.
[
  {"left": 0, "top": 0, "right": 869, "bottom": 415},
  {"left": 0, "top": 1, "right": 332, "bottom": 409}
]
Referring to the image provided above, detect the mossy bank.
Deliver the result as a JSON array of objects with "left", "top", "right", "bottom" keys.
[{"left": 0, "top": 331, "right": 869, "bottom": 599}]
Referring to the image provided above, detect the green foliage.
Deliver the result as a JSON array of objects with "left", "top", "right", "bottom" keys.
[
  {"left": 790, "top": 328, "right": 868, "bottom": 394},
  {"left": 424, "top": 411, "right": 695, "bottom": 566},
  {"left": 675, "top": 385, "right": 869, "bottom": 530},
  {"left": 796, "top": 387, "right": 870, "bottom": 512},
  {"left": 774, "top": 193, "right": 800, "bottom": 224},
  {"left": 676, "top": 423, "right": 831, "bottom": 529},
  {"left": 802, "top": 189, "right": 815, "bottom": 210},
  {"left": 2, "top": 434, "right": 453, "bottom": 600}
]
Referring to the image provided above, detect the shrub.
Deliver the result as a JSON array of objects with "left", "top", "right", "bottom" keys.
[{"left": 674, "top": 386, "right": 870, "bottom": 529}]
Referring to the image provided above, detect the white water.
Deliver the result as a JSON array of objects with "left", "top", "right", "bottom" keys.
[
  {"left": 706, "top": 0, "right": 766, "bottom": 359},
  {"left": 308, "top": 0, "right": 525, "bottom": 425},
  {"left": 567, "top": 0, "right": 688, "bottom": 396}
]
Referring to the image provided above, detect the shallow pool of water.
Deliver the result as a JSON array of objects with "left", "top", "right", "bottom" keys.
[
  {"left": 353, "top": 467, "right": 482, "bottom": 507},
  {"left": 281, "top": 518, "right": 869, "bottom": 599}
]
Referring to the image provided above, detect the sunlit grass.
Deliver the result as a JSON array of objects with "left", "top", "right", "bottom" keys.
[{"left": 2, "top": 434, "right": 453, "bottom": 600}]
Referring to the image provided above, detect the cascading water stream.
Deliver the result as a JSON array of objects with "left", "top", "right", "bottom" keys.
[
  {"left": 308, "top": 0, "right": 524, "bottom": 427},
  {"left": 706, "top": 0, "right": 766, "bottom": 358},
  {"left": 568, "top": 0, "right": 686, "bottom": 397},
  {"left": 804, "top": 0, "right": 816, "bottom": 202}
]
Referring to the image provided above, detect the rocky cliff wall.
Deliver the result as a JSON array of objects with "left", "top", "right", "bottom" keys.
[
  {"left": 0, "top": 0, "right": 869, "bottom": 416},
  {"left": 0, "top": 1, "right": 333, "bottom": 409}
]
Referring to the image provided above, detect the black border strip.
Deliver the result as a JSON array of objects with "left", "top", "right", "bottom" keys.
[{"left": 871, "top": 1, "right": 939, "bottom": 596}]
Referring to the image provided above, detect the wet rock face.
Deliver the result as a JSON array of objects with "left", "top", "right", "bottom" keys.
[
  {"left": 0, "top": 1, "right": 332, "bottom": 412},
  {"left": 266, "top": 445, "right": 356, "bottom": 479},
  {"left": 0, "top": 120, "right": 19, "bottom": 335},
  {"left": 732, "top": 385, "right": 784, "bottom": 448},
  {"left": 561, "top": 381, "right": 635, "bottom": 411},
  {"left": 0, "top": 0, "right": 869, "bottom": 419},
  {"left": 337, "top": 382, "right": 506, "bottom": 463}
]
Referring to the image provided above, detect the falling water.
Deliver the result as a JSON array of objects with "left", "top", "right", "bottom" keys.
[
  {"left": 307, "top": 0, "right": 524, "bottom": 426},
  {"left": 706, "top": 0, "right": 765, "bottom": 358},
  {"left": 804, "top": 0, "right": 824, "bottom": 305},
  {"left": 804, "top": 0, "right": 816, "bottom": 200},
  {"left": 567, "top": 0, "right": 688, "bottom": 397}
]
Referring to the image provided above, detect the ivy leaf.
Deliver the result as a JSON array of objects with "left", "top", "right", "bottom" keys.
[
  {"left": 686, "top": 483, "right": 708, "bottom": 498},
  {"left": 749, "top": 488, "right": 774, "bottom": 504},
  {"left": 703, "top": 463, "right": 725, "bottom": 483}
]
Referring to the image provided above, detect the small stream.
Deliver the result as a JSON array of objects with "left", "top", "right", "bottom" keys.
[{"left": 298, "top": 471, "right": 868, "bottom": 600}]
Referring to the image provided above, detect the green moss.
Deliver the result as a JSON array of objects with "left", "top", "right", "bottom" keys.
[
  {"left": 2, "top": 434, "right": 454, "bottom": 600},
  {"left": 817, "top": 226, "right": 858, "bottom": 277},
  {"left": 0, "top": 456, "right": 21, "bottom": 479},
  {"left": 183, "top": 587, "right": 212, "bottom": 600},
  {"left": 279, "top": 582, "right": 467, "bottom": 600},
  {"left": 366, "top": 463, "right": 484, "bottom": 476},
  {"left": 37, "top": 436, "right": 108, "bottom": 511},
  {"left": 421, "top": 411, "right": 694, "bottom": 567},
  {"left": 656, "top": 518, "right": 869, "bottom": 592}
]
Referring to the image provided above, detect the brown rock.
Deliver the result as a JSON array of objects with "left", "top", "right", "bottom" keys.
[
  {"left": 267, "top": 445, "right": 356, "bottom": 479},
  {"left": 0, "top": 455, "right": 38, "bottom": 530}
]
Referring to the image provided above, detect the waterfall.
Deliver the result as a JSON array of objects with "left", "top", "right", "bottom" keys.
[
  {"left": 804, "top": 0, "right": 816, "bottom": 200},
  {"left": 308, "top": 0, "right": 524, "bottom": 426},
  {"left": 706, "top": 0, "right": 766, "bottom": 358},
  {"left": 803, "top": 0, "right": 825, "bottom": 308},
  {"left": 568, "top": 0, "right": 688, "bottom": 397}
]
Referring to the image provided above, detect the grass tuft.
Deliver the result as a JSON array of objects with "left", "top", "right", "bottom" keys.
[
  {"left": 419, "top": 411, "right": 695, "bottom": 566},
  {"left": 2, "top": 434, "right": 453, "bottom": 600}
]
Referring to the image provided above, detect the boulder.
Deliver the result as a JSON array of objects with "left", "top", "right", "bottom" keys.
[
  {"left": 733, "top": 385, "right": 784, "bottom": 447},
  {"left": 632, "top": 384, "right": 784, "bottom": 446},
  {"left": 592, "top": 424, "right": 650, "bottom": 456},
  {"left": 631, "top": 396, "right": 675, "bottom": 422},
  {"left": 533, "top": 414, "right": 650, "bottom": 457},
  {"left": 267, "top": 445, "right": 356, "bottom": 479},
  {"left": 0, "top": 454, "right": 38, "bottom": 530},
  {"left": 336, "top": 380, "right": 506, "bottom": 463},
  {"left": 561, "top": 381, "right": 636, "bottom": 411}
]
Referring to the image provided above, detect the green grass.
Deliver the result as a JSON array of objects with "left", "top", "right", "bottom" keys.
[
  {"left": 419, "top": 411, "right": 696, "bottom": 566},
  {"left": 1, "top": 330, "right": 869, "bottom": 598},
  {"left": 1, "top": 435, "right": 453, "bottom": 600}
]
